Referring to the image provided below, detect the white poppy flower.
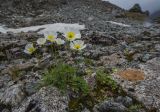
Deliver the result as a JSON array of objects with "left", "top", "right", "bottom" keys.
[
  {"left": 70, "top": 40, "right": 86, "bottom": 51},
  {"left": 55, "top": 38, "right": 65, "bottom": 45},
  {"left": 44, "top": 31, "right": 57, "bottom": 42},
  {"left": 37, "top": 38, "right": 46, "bottom": 45},
  {"left": 64, "top": 29, "right": 81, "bottom": 41},
  {"left": 24, "top": 43, "right": 36, "bottom": 54}
]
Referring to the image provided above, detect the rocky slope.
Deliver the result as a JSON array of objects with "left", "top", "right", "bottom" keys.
[{"left": 0, "top": 0, "right": 160, "bottom": 112}]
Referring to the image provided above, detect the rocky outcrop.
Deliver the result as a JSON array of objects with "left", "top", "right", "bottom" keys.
[
  {"left": 0, "top": 0, "right": 123, "bottom": 28},
  {"left": 154, "top": 16, "right": 160, "bottom": 23},
  {"left": 93, "top": 100, "right": 128, "bottom": 112},
  {"left": 112, "top": 58, "right": 160, "bottom": 111},
  {"left": 0, "top": 84, "right": 26, "bottom": 106},
  {"left": 13, "top": 87, "right": 68, "bottom": 112},
  {"left": 150, "top": 10, "right": 160, "bottom": 22},
  {"left": 129, "top": 4, "right": 142, "bottom": 13}
]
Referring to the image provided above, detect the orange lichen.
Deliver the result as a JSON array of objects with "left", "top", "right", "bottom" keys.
[{"left": 117, "top": 69, "right": 145, "bottom": 81}]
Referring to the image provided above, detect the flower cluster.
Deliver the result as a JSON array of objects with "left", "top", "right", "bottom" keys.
[{"left": 24, "top": 29, "right": 86, "bottom": 55}]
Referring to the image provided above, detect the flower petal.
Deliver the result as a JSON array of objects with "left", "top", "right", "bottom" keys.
[
  {"left": 24, "top": 50, "right": 32, "bottom": 54},
  {"left": 55, "top": 38, "right": 65, "bottom": 45},
  {"left": 80, "top": 44, "right": 86, "bottom": 50},
  {"left": 37, "top": 38, "right": 46, "bottom": 45},
  {"left": 70, "top": 42, "right": 75, "bottom": 49}
]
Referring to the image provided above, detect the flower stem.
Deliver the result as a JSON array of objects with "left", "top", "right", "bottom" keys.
[{"left": 51, "top": 44, "right": 54, "bottom": 58}]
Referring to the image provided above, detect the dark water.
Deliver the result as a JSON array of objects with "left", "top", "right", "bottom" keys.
[{"left": 104, "top": 0, "right": 160, "bottom": 15}]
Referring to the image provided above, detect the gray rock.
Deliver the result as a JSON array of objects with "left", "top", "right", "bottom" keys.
[
  {"left": 13, "top": 87, "right": 68, "bottom": 112},
  {"left": 24, "top": 82, "right": 38, "bottom": 96},
  {"left": 0, "top": 52, "right": 6, "bottom": 60},
  {"left": 1, "top": 109, "right": 10, "bottom": 112},
  {"left": 99, "top": 53, "right": 126, "bottom": 66},
  {"left": 83, "top": 48, "right": 105, "bottom": 60},
  {"left": 115, "top": 96, "right": 133, "bottom": 107},
  {"left": 111, "top": 57, "right": 160, "bottom": 111},
  {"left": 0, "top": 74, "right": 12, "bottom": 89},
  {"left": 0, "top": 103, "right": 11, "bottom": 112},
  {"left": 89, "top": 32, "right": 117, "bottom": 46},
  {"left": 82, "top": 108, "right": 90, "bottom": 112},
  {"left": 155, "top": 44, "right": 160, "bottom": 52},
  {"left": 0, "top": 84, "right": 26, "bottom": 106},
  {"left": 93, "top": 100, "right": 128, "bottom": 112},
  {"left": 1, "top": 62, "right": 35, "bottom": 75}
]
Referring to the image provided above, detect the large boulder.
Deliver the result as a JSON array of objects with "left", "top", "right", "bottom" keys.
[{"left": 111, "top": 58, "right": 160, "bottom": 111}]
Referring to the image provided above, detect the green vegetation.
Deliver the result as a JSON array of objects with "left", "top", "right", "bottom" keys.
[
  {"left": 129, "top": 104, "right": 143, "bottom": 112},
  {"left": 68, "top": 68, "right": 122, "bottom": 111},
  {"left": 41, "top": 64, "right": 121, "bottom": 111},
  {"left": 96, "top": 70, "right": 118, "bottom": 91},
  {"left": 117, "top": 12, "right": 148, "bottom": 21},
  {"left": 124, "top": 49, "right": 136, "bottom": 62},
  {"left": 70, "top": 76, "right": 90, "bottom": 95},
  {"left": 42, "top": 63, "right": 90, "bottom": 95},
  {"left": 84, "top": 58, "right": 94, "bottom": 66}
]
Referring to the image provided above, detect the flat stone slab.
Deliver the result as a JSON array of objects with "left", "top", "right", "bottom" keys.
[{"left": 112, "top": 57, "right": 160, "bottom": 111}]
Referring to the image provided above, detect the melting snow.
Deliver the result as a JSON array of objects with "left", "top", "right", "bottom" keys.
[
  {"left": 0, "top": 25, "right": 8, "bottom": 33},
  {"left": 0, "top": 23, "right": 85, "bottom": 34},
  {"left": 106, "top": 21, "right": 131, "bottom": 27}
]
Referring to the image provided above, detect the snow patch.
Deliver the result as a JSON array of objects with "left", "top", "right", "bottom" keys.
[
  {"left": 0, "top": 25, "right": 8, "bottom": 33},
  {"left": 0, "top": 23, "right": 85, "bottom": 34},
  {"left": 106, "top": 21, "right": 131, "bottom": 27},
  {"left": 143, "top": 22, "right": 152, "bottom": 27}
]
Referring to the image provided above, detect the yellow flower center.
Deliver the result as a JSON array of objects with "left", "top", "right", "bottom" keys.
[
  {"left": 67, "top": 32, "right": 75, "bottom": 40},
  {"left": 28, "top": 47, "right": 35, "bottom": 54},
  {"left": 47, "top": 35, "right": 55, "bottom": 42},
  {"left": 74, "top": 44, "right": 81, "bottom": 50}
]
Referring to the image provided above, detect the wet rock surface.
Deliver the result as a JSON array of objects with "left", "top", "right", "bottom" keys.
[{"left": 0, "top": 0, "right": 160, "bottom": 112}]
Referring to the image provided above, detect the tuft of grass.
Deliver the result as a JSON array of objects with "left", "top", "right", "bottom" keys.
[
  {"left": 42, "top": 65, "right": 124, "bottom": 111},
  {"left": 129, "top": 104, "right": 143, "bottom": 112},
  {"left": 70, "top": 76, "right": 90, "bottom": 95},
  {"left": 124, "top": 49, "right": 136, "bottom": 62},
  {"left": 96, "top": 70, "right": 118, "bottom": 91},
  {"left": 84, "top": 58, "right": 94, "bottom": 66},
  {"left": 42, "top": 63, "right": 89, "bottom": 95},
  {"left": 42, "top": 63, "right": 76, "bottom": 90}
]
